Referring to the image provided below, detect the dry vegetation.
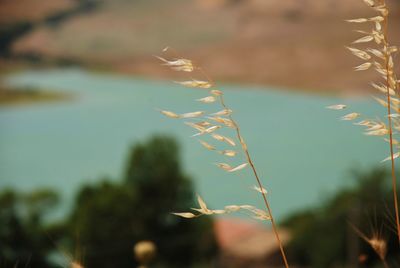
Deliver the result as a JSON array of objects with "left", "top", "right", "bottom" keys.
[
  {"left": 157, "top": 49, "right": 290, "bottom": 266},
  {"left": 3, "top": 0, "right": 400, "bottom": 267},
  {"left": 326, "top": 0, "right": 399, "bottom": 265},
  {"left": 157, "top": 0, "right": 400, "bottom": 267}
]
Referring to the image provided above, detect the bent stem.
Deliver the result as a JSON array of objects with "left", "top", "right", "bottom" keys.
[
  {"left": 218, "top": 94, "right": 290, "bottom": 268},
  {"left": 382, "top": 12, "right": 400, "bottom": 243}
]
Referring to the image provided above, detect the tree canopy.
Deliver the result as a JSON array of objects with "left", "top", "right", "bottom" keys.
[
  {"left": 283, "top": 168, "right": 400, "bottom": 268},
  {"left": 68, "top": 135, "right": 217, "bottom": 267}
]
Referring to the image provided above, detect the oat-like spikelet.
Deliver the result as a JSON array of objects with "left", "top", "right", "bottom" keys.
[
  {"left": 198, "top": 139, "right": 216, "bottom": 150},
  {"left": 211, "top": 133, "right": 236, "bottom": 146},
  {"left": 207, "top": 116, "right": 235, "bottom": 128},
  {"left": 355, "top": 62, "right": 373, "bottom": 71},
  {"left": 328, "top": 0, "right": 400, "bottom": 242},
  {"left": 347, "top": 47, "right": 372, "bottom": 60},
  {"left": 381, "top": 152, "right": 400, "bottom": 162},
  {"left": 158, "top": 110, "right": 205, "bottom": 119},
  {"left": 159, "top": 110, "right": 180, "bottom": 119},
  {"left": 341, "top": 112, "right": 361, "bottom": 121},
  {"left": 351, "top": 223, "right": 388, "bottom": 265},
  {"left": 192, "top": 125, "right": 221, "bottom": 137},
  {"left": 219, "top": 150, "right": 237, "bottom": 157},
  {"left": 154, "top": 56, "right": 194, "bottom": 72},
  {"left": 252, "top": 185, "right": 268, "bottom": 194},
  {"left": 197, "top": 96, "right": 217, "bottom": 103},
  {"left": 175, "top": 79, "right": 212, "bottom": 89},
  {"left": 228, "top": 163, "right": 248, "bottom": 172},
  {"left": 171, "top": 212, "right": 198, "bottom": 218},
  {"left": 157, "top": 49, "right": 290, "bottom": 267},
  {"left": 212, "top": 108, "right": 233, "bottom": 116},
  {"left": 180, "top": 111, "right": 205, "bottom": 118},
  {"left": 326, "top": 104, "right": 347, "bottom": 110},
  {"left": 173, "top": 194, "right": 271, "bottom": 220}
]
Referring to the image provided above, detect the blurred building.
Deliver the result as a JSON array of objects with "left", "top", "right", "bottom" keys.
[{"left": 214, "top": 218, "right": 291, "bottom": 268}]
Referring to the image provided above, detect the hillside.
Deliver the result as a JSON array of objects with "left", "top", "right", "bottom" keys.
[
  {"left": 6, "top": 0, "right": 400, "bottom": 93},
  {"left": 0, "top": 0, "right": 76, "bottom": 24}
]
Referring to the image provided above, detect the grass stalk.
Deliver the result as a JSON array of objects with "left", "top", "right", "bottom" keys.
[
  {"left": 217, "top": 93, "right": 290, "bottom": 268},
  {"left": 196, "top": 67, "right": 289, "bottom": 266},
  {"left": 382, "top": 9, "right": 400, "bottom": 243},
  {"left": 337, "top": 0, "right": 400, "bottom": 244},
  {"left": 165, "top": 62, "right": 291, "bottom": 267}
]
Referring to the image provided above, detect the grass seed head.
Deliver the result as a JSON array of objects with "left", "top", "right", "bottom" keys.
[
  {"left": 181, "top": 111, "right": 204, "bottom": 118},
  {"left": 368, "top": 237, "right": 387, "bottom": 260},
  {"left": 326, "top": 104, "right": 347, "bottom": 110},
  {"left": 160, "top": 110, "right": 180, "bottom": 119},
  {"left": 253, "top": 185, "right": 268, "bottom": 194},
  {"left": 176, "top": 80, "right": 212, "bottom": 89},
  {"left": 381, "top": 152, "right": 400, "bottom": 162},
  {"left": 228, "top": 163, "right": 248, "bottom": 172},
  {"left": 354, "top": 62, "right": 372, "bottom": 71},
  {"left": 341, "top": 113, "right": 361, "bottom": 121},
  {"left": 197, "top": 96, "right": 216, "bottom": 103},
  {"left": 198, "top": 140, "right": 216, "bottom": 150},
  {"left": 219, "top": 150, "right": 237, "bottom": 157}
]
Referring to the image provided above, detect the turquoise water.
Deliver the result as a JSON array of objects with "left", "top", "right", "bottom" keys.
[{"left": 0, "top": 69, "right": 389, "bottom": 221}]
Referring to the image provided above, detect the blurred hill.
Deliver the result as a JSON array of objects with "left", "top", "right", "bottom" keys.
[
  {"left": 0, "top": 0, "right": 76, "bottom": 24},
  {"left": 3, "top": 0, "right": 400, "bottom": 92}
]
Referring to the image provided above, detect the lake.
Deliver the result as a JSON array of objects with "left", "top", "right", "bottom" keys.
[{"left": 0, "top": 68, "right": 389, "bottom": 221}]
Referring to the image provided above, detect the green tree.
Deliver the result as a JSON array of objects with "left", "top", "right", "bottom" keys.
[
  {"left": 69, "top": 136, "right": 217, "bottom": 267},
  {"left": 283, "top": 168, "right": 399, "bottom": 268},
  {"left": 0, "top": 189, "right": 59, "bottom": 267}
]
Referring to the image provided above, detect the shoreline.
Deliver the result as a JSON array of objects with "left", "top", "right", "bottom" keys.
[
  {"left": 0, "top": 84, "right": 73, "bottom": 106},
  {"left": 0, "top": 62, "right": 372, "bottom": 101}
]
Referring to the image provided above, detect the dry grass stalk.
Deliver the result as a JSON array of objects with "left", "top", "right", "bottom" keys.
[
  {"left": 172, "top": 195, "right": 271, "bottom": 221},
  {"left": 157, "top": 48, "right": 290, "bottom": 267},
  {"left": 328, "top": 0, "right": 400, "bottom": 242},
  {"left": 350, "top": 222, "right": 389, "bottom": 268}
]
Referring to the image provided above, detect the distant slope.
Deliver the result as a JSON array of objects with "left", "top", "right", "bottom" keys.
[
  {"left": 7, "top": 0, "right": 400, "bottom": 92},
  {"left": 0, "top": 0, "right": 76, "bottom": 24}
]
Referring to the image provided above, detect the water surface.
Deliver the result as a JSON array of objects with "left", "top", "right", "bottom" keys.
[{"left": 0, "top": 68, "right": 389, "bottom": 221}]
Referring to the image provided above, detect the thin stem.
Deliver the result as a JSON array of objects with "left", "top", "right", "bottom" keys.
[
  {"left": 219, "top": 95, "right": 290, "bottom": 268},
  {"left": 383, "top": 259, "right": 390, "bottom": 268},
  {"left": 382, "top": 8, "right": 400, "bottom": 243},
  {"left": 195, "top": 66, "right": 289, "bottom": 267}
]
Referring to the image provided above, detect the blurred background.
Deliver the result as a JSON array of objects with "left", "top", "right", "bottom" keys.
[{"left": 1, "top": 0, "right": 400, "bottom": 267}]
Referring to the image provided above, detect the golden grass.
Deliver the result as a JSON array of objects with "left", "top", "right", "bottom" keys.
[
  {"left": 158, "top": 48, "right": 289, "bottom": 267},
  {"left": 328, "top": 0, "right": 400, "bottom": 245},
  {"left": 351, "top": 222, "right": 389, "bottom": 268}
]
